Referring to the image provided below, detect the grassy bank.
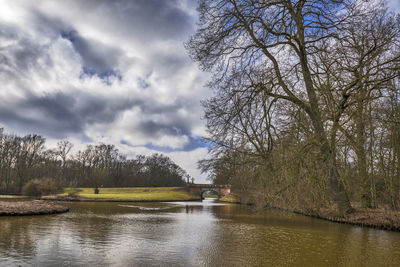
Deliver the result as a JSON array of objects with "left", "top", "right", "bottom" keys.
[
  {"left": 44, "top": 187, "right": 201, "bottom": 202},
  {"left": 219, "top": 194, "right": 240, "bottom": 203},
  {"left": 0, "top": 200, "right": 69, "bottom": 216}
]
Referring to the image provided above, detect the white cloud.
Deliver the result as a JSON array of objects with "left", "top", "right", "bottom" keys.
[
  {"left": 0, "top": 0, "right": 211, "bottom": 182},
  {"left": 167, "top": 147, "right": 210, "bottom": 183}
]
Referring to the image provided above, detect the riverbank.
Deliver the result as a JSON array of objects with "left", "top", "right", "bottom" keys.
[
  {"left": 220, "top": 194, "right": 400, "bottom": 231},
  {"left": 284, "top": 206, "right": 400, "bottom": 232},
  {"left": 311, "top": 204, "right": 400, "bottom": 231},
  {"left": 0, "top": 200, "right": 69, "bottom": 216},
  {"left": 42, "top": 187, "right": 201, "bottom": 202}
]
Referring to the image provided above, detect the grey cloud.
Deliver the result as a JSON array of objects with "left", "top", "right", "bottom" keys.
[
  {"left": 153, "top": 51, "right": 192, "bottom": 76},
  {"left": 73, "top": 0, "right": 195, "bottom": 41},
  {"left": 14, "top": 39, "right": 52, "bottom": 72},
  {"left": 0, "top": 0, "right": 206, "bottom": 150},
  {"left": 138, "top": 121, "right": 183, "bottom": 138},
  {"left": 0, "top": 90, "right": 197, "bottom": 141},
  {"left": 29, "top": 9, "right": 71, "bottom": 39},
  {"left": 130, "top": 97, "right": 198, "bottom": 139},
  {"left": 0, "top": 23, "right": 52, "bottom": 73},
  {"left": 0, "top": 92, "right": 129, "bottom": 139},
  {"left": 136, "top": 114, "right": 193, "bottom": 139},
  {"left": 61, "top": 30, "right": 123, "bottom": 76},
  {"left": 3, "top": 1, "right": 195, "bottom": 80},
  {"left": 29, "top": 10, "right": 124, "bottom": 77},
  {"left": 0, "top": 100, "right": 83, "bottom": 140}
]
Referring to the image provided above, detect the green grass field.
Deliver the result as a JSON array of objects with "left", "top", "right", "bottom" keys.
[{"left": 59, "top": 187, "right": 200, "bottom": 201}]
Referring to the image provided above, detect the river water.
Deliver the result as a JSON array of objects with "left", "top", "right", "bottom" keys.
[{"left": 1, "top": 198, "right": 400, "bottom": 266}]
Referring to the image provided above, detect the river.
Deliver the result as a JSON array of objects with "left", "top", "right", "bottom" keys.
[{"left": 1, "top": 198, "right": 400, "bottom": 266}]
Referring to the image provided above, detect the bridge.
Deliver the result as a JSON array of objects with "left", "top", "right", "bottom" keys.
[{"left": 186, "top": 184, "right": 231, "bottom": 199}]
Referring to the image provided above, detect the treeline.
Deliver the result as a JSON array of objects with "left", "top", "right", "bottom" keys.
[
  {"left": 0, "top": 128, "right": 189, "bottom": 194},
  {"left": 188, "top": 0, "right": 400, "bottom": 215}
]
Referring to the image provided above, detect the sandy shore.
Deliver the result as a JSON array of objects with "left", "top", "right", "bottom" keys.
[{"left": 0, "top": 200, "right": 69, "bottom": 216}]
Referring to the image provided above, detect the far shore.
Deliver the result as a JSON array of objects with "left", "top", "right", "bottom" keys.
[
  {"left": 3, "top": 188, "right": 399, "bottom": 232},
  {"left": 0, "top": 187, "right": 202, "bottom": 216},
  {"left": 41, "top": 195, "right": 202, "bottom": 202},
  {"left": 42, "top": 187, "right": 202, "bottom": 202}
]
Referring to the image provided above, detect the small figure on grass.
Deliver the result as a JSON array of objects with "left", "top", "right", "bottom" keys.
[{"left": 94, "top": 187, "right": 99, "bottom": 194}]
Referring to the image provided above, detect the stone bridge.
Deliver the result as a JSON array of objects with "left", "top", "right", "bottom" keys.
[{"left": 186, "top": 184, "right": 231, "bottom": 199}]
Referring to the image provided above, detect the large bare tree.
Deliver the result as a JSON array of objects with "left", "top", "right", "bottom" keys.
[{"left": 187, "top": 0, "right": 400, "bottom": 215}]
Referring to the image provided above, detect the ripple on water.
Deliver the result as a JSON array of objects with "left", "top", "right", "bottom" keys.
[
  {"left": 117, "top": 204, "right": 176, "bottom": 211},
  {"left": 1, "top": 201, "right": 400, "bottom": 266}
]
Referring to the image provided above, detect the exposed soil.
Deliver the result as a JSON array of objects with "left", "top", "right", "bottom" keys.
[
  {"left": 0, "top": 200, "right": 69, "bottom": 216},
  {"left": 313, "top": 204, "right": 400, "bottom": 231},
  {"left": 228, "top": 195, "right": 400, "bottom": 231},
  {"left": 268, "top": 203, "right": 400, "bottom": 232}
]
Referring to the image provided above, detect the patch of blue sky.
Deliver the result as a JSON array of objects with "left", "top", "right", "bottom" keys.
[
  {"left": 80, "top": 67, "right": 122, "bottom": 85},
  {"left": 121, "top": 136, "right": 210, "bottom": 153}
]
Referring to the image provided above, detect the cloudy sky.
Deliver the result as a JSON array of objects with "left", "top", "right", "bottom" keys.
[
  {"left": 0, "top": 0, "right": 399, "bottom": 184},
  {"left": 0, "top": 0, "right": 212, "bottom": 182}
]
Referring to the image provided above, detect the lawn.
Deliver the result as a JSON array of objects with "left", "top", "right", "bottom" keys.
[{"left": 59, "top": 187, "right": 200, "bottom": 201}]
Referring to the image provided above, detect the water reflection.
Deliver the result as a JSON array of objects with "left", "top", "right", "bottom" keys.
[{"left": 1, "top": 199, "right": 400, "bottom": 266}]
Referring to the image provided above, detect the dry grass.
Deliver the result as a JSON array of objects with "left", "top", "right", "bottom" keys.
[
  {"left": 317, "top": 203, "right": 400, "bottom": 231},
  {"left": 232, "top": 195, "right": 400, "bottom": 231},
  {"left": 0, "top": 200, "right": 69, "bottom": 216}
]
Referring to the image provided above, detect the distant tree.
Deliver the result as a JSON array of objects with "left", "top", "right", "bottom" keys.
[
  {"left": 57, "top": 140, "right": 73, "bottom": 168},
  {"left": 0, "top": 127, "right": 193, "bottom": 192}
]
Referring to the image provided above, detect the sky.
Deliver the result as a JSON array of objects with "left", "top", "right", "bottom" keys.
[
  {"left": 389, "top": 0, "right": 400, "bottom": 11},
  {"left": 0, "top": 0, "right": 211, "bottom": 183},
  {"left": 0, "top": 0, "right": 399, "bottom": 184}
]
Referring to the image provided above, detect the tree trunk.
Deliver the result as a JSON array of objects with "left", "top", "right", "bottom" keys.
[
  {"left": 356, "top": 100, "right": 371, "bottom": 208},
  {"left": 309, "top": 107, "right": 352, "bottom": 216},
  {"left": 368, "top": 104, "right": 377, "bottom": 208},
  {"left": 323, "top": 141, "right": 352, "bottom": 216}
]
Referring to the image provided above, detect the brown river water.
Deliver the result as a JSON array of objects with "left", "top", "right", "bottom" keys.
[{"left": 1, "top": 198, "right": 400, "bottom": 266}]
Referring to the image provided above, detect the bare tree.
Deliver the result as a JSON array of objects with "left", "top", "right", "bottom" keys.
[
  {"left": 187, "top": 0, "right": 400, "bottom": 215},
  {"left": 57, "top": 140, "right": 73, "bottom": 168}
]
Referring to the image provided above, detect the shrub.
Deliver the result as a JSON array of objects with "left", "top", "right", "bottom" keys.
[
  {"left": 22, "top": 178, "right": 58, "bottom": 197},
  {"left": 22, "top": 181, "right": 40, "bottom": 197}
]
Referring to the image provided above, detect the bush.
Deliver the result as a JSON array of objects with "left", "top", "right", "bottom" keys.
[{"left": 22, "top": 178, "right": 58, "bottom": 197}]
